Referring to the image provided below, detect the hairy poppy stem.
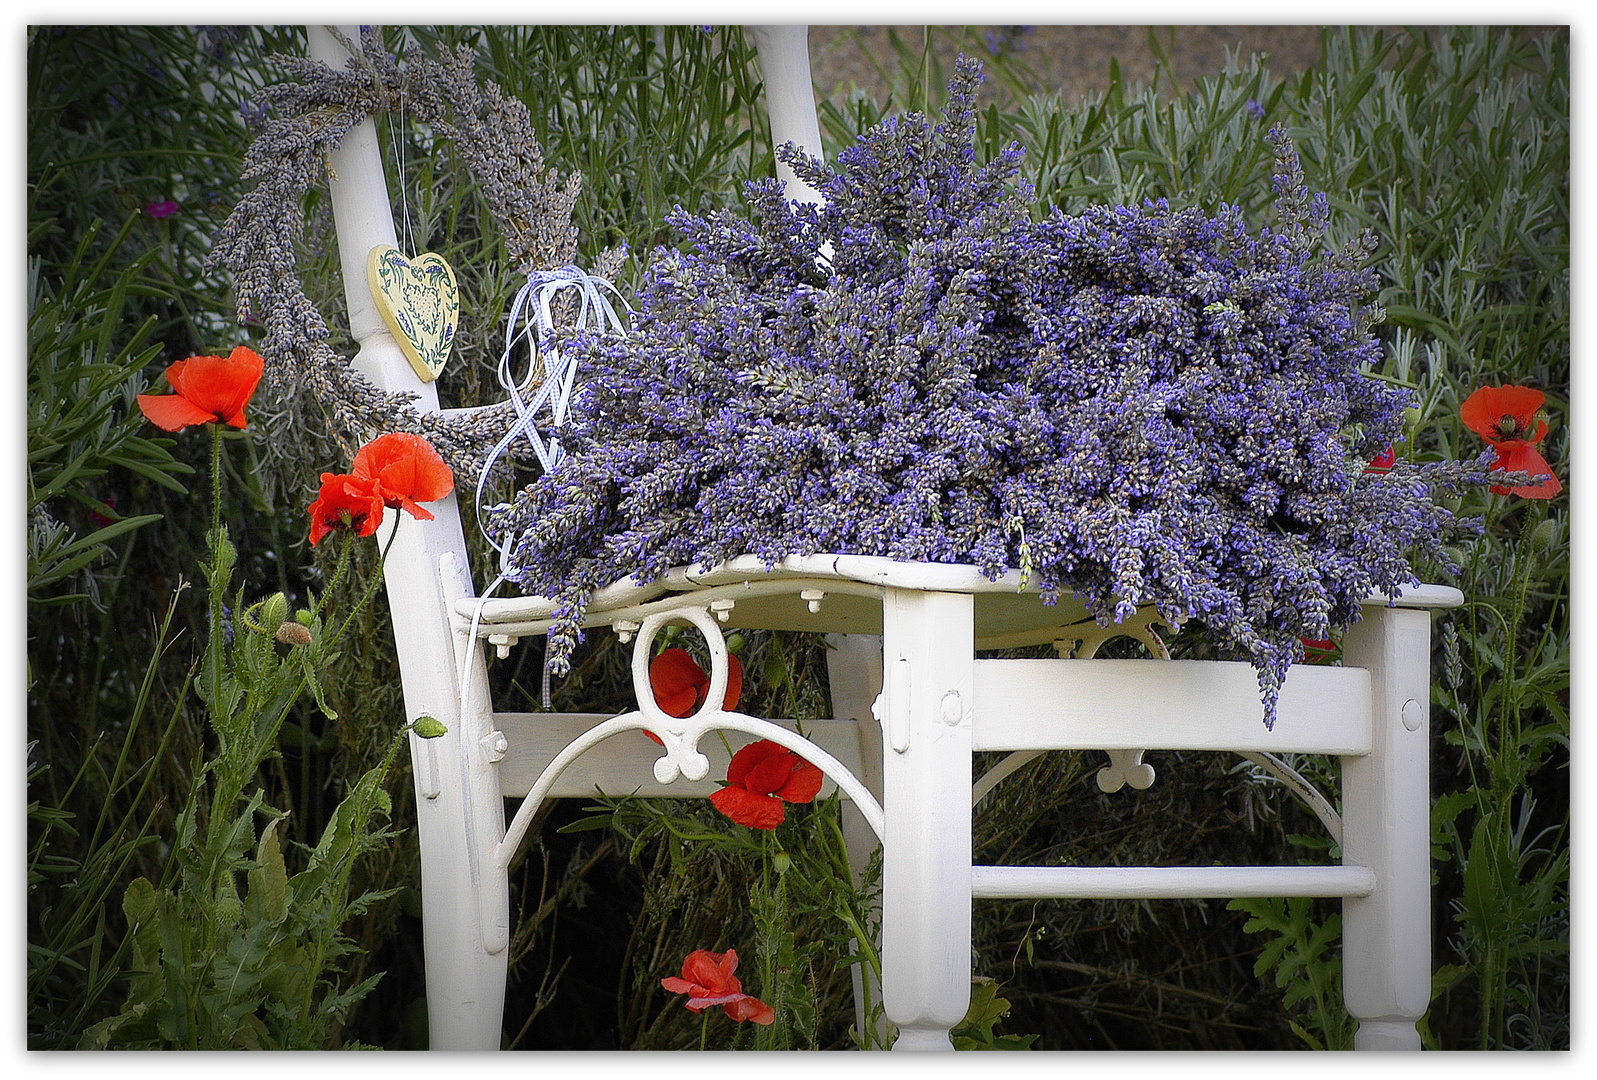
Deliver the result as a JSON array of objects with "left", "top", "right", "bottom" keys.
[
  {"left": 206, "top": 423, "right": 225, "bottom": 724},
  {"left": 324, "top": 513, "right": 402, "bottom": 657}
]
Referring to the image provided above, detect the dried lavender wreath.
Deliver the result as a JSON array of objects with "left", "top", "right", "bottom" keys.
[
  {"left": 487, "top": 58, "right": 1491, "bottom": 726},
  {"left": 208, "top": 26, "right": 622, "bottom": 487}
]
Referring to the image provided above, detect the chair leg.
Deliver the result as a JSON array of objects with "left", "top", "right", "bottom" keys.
[
  {"left": 878, "top": 589, "right": 974, "bottom": 1051},
  {"left": 826, "top": 633, "right": 888, "bottom": 1046},
  {"left": 1340, "top": 605, "right": 1434, "bottom": 1050},
  {"left": 394, "top": 544, "right": 509, "bottom": 1049},
  {"left": 411, "top": 762, "right": 509, "bottom": 1049}
]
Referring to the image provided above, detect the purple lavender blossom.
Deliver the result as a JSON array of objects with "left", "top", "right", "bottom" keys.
[
  {"left": 486, "top": 58, "right": 1487, "bottom": 727},
  {"left": 238, "top": 99, "right": 269, "bottom": 129},
  {"left": 985, "top": 26, "right": 1033, "bottom": 57}
]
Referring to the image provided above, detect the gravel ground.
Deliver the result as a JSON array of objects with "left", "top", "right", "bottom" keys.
[{"left": 805, "top": 25, "right": 1328, "bottom": 108}]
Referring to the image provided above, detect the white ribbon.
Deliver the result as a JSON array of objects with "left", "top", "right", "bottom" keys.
[
  {"left": 466, "top": 264, "right": 631, "bottom": 708},
  {"left": 472, "top": 264, "right": 630, "bottom": 579}
]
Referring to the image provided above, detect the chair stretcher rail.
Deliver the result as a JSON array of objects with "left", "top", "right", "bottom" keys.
[{"left": 971, "top": 864, "right": 1377, "bottom": 900}]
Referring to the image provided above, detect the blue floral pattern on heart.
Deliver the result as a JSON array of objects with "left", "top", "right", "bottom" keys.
[{"left": 367, "top": 245, "right": 459, "bottom": 383}]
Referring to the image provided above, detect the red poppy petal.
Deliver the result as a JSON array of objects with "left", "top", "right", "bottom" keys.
[
  {"left": 165, "top": 348, "right": 264, "bottom": 428},
  {"left": 353, "top": 433, "right": 455, "bottom": 507},
  {"left": 1486, "top": 442, "right": 1562, "bottom": 499},
  {"left": 307, "top": 473, "right": 386, "bottom": 545},
  {"left": 724, "top": 995, "right": 776, "bottom": 1025},
  {"left": 643, "top": 729, "right": 664, "bottom": 746},
  {"left": 1497, "top": 446, "right": 1562, "bottom": 499},
  {"left": 136, "top": 391, "right": 218, "bottom": 432},
  {"left": 650, "top": 648, "right": 708, "bottom": 718},
  {"left": 384, "top": 493, "right": 436, "bottom": 522},
  {"left": 1513, "top": 476, "right": 1562, "bottom": 499},
  {"left": 1492, "top": 443, "right": 1529, "bottom": 471},
  {"left": 217, "top": 346, "right": 266, "bottom": 426},
  {"left": 1459, "top": 386, "right": 1505, "bottom": 439},
  {"left": 661, "top": 977, "right": 697, "bottom": 995},
  {"left": 683, "top": 952, "right": 737, "bottom": 996},
  {"left": 653, "top": 686, "right": 700, "bottom": 718},
  {"left": 721, "top": 654, "right": 743, "bottom": 711},
  {"left": 775, "top": 755, "right": 824, "bottom": 804},
  {"left": 743, "top": 748, "right": 799, "bottom": 797},
  {"left": 725, "top": 738, "right": 785, "bottom": 789},
  {"left": 709, "top": 783, "right": 786, "bottom": 830},
  {"left": 399, "top": 439, "right": 455, "bottom": 502}
]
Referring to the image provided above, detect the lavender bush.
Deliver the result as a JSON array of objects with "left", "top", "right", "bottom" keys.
[{"left": 489, "top": 58, "right": 1488, "bottom": 725}]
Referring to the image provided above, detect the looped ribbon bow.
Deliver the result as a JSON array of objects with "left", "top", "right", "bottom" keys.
[
  {"left": 464, "top": 264, "right": 630, "bottom": 709},
  {"left": 473, "top": 264, "right": 630, "bottom": 578}
]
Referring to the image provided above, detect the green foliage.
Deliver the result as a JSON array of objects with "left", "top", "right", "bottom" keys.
[
  {"left": 1227, "top": 897, "right": 1354, "bottom": 1050},
  {"left": 26, "top": 215, "right": 186, "bottom": 606},
  {"left": 1437, "top": 791, "right": 1569, "bottom": 1050},
  {"left": 80, "top": 762, "right": 398, "bottom": 1049},
  {"left": 951, "top": 979, "right": 1038, "bottom": 1050},
  {"left": 569, "top": 778, "right": 884, "bottom": 1051},
  {"left": 26, "top": 593, "right": 190, "bottom": 1048},
  {"left": 402, "top": 25, "right": 769, "bottom": 267},
  {"left": 78, "top": 441, "right": 414, "bottom": 1049}
]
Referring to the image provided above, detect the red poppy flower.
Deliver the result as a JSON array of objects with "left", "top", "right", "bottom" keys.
[
  {"left": 1299, "top": 637, "right": 1337, "bottom": 664},
  {"left": 351, "top": 433, "right": 455, "bottom": 521},
  {"left": 641, "top": 648, "right": 743, "bottom": 746},
  {"left": 89, "top": 495, "right": 118, "bottom": 529},
  {"left": 307, "top": 473, "right": 385, "bottom": 546},
  {"left": 660, "top": 949, "right": 775, "bottom": 1025},
  {"left": 650, "top": 647, "right": 742, "bottom": 717},
  {"left": 1364, "top": 446, "right": 1396, "bottom": 474},
  {"left": 709, "top": 738, "right": 823, "bottom": 831},
  {"left": 136, "top": 345, "right": 265, "bottom": 432},
  {"left": 1460, "top": 385, "right": 1562, "bottom": 499}
]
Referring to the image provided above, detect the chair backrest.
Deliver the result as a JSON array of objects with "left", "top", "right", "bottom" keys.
[{"left": 303, "top": 23, "right": 833, "bottom": 1049}]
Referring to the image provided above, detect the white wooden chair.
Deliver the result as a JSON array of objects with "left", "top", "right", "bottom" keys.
[{"left": 307, "top": 25, "right": 1460, "bottom": 1051}]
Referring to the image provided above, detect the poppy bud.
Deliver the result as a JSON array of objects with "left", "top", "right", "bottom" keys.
[
  {"left": 275, "top": 622, "right": 313, "bottom": 646},
  {"left": 260, "top": 592, "right": 288, "bottom": 637},
  {"left": 215, "top": 873, "right": 242, "bottom": 928},
  {"left": 772, "top": 851, "right": 791, "bottom": 875},
  {"left": 215, "top": 895, "right": 242, "bottom": 927},
  {"left": 411, "top": 715, "right": 449, "bottom": 739},
  {"left": 1531, "top": 517, "right": 1560, "bottom": 555}
]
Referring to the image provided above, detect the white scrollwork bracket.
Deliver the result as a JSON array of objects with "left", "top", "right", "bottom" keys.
[
  {"left": 1095, "top": 749, "right": 1156, "bottom": 793},
  {"left": 1055, "top": 606, "right": 1175, "bottom": 662},
  {"left": 492, "top": 604, "right": 886, "bottom": 884}
]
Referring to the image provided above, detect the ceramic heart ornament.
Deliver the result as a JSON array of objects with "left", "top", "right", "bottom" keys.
[{"left": 366, "top": 245, "right": 459, "bottom": 383}]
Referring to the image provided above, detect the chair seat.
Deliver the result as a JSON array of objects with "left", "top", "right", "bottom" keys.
[{"left": 454, "top": 553, "right": 1464, "bottom": 649}]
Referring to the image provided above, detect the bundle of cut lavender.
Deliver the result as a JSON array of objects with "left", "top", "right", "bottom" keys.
[{"left": 486, "top": 57, "right": 1488, "bottom": 725}]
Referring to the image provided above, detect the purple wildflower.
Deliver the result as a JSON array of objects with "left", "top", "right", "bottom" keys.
[
  {"left": 146, "top": 200, "right": 180, "bottom": 218},
  {"left": 985, "top": 26, "right": 1033, "bottom": 57}
]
